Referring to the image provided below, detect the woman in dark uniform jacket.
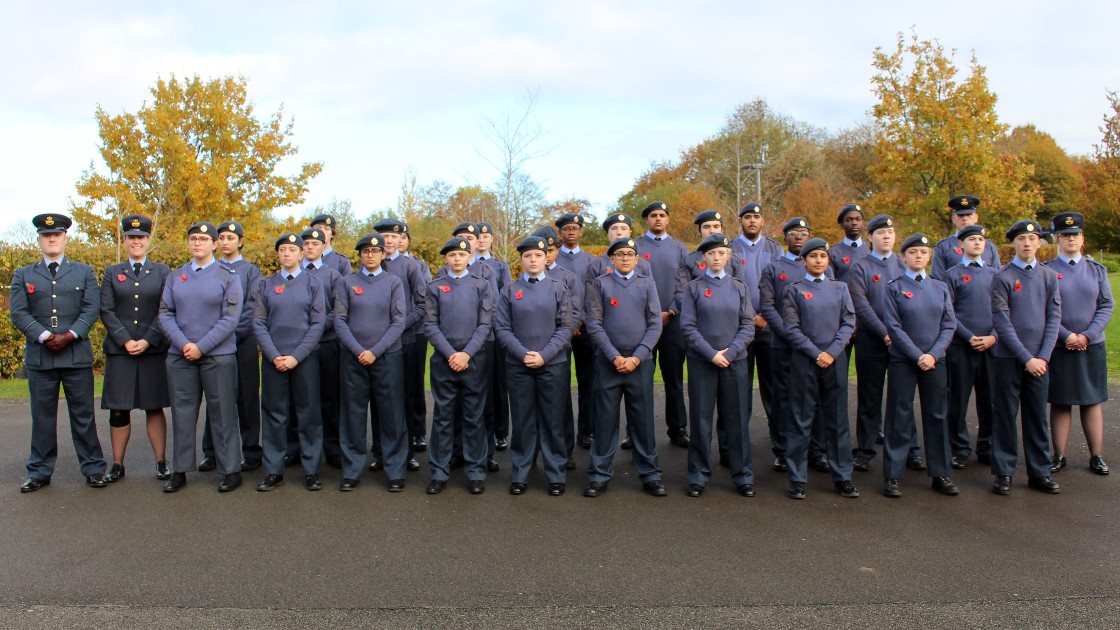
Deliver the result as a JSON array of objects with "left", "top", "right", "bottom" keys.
[
  {"left": 100, "top": 214, "right": 171, "bottom": 482},
  {"left": 1045, "top": 212, "right": 1115, "bottom": 475}
]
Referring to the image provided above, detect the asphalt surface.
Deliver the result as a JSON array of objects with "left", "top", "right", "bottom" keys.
[{"left": 1, "top": 386, "right": 1118, "bottom": 629}]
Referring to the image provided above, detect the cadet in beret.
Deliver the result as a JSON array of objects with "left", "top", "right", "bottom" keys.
[
  {"left": 553, "top": 213, "right": 596, "bottom": 450},
  {"left": 299, "top": 227, "right": 348, "bottom": 469},
  {"left": 158, "top": 222, "right": 244, "bottom": 493},
  {"left": 474, "top": 223, "right": 514, "bottom": 455},
  {"left": 252, "top": 234, "right": 327, "bottom": 492},
  {"left": 731, "top": 202, "right": 783, "bottom": 466},
  {"left": 309, "top": 213, "right": 354, "bottom": 276},
  {"left": 829, "top": 204, "right": 869, "bottom": 284},
  {"left": 534, "top": 225, "right": 581, "bottom": 470},
  {"left": 930, "top": 195, "right": 1002, "bottom": 279},
  {"left": 989, "top": 220, "right": 1061, "bottom": 496},
  {"left": 582, "top": 238, "right": 665, "bottom": 498},
  {"left": 779, "top": 237, "right": 857, "bottom": 499},
  {"left": 374, "top": 218, "right": 426, "bottom": 473},
  {"left": 1044, "top": 212, "right": 1114, "bottom": 475},
  {"left": 197, "top": 221, "right": 262, "bottom": 473},
  {"left": 679, "top": 234, "right": 756, "bottom": 497},
  {"left": 11, "top": 213, "right": 106, "bottom": 492},
  {"left": 494, "top": 236, "right": 574, "bottom": 496},
  {"left": 942, "top": 224, "right": 998, "bottom": 468},
  {"left": 400, "top": 229, "right": 432, "bottom": 282},
  {"left": 99, "top": 214, "right": 172, "bottom": 483},
  {"left": 335, "top": 234, "right": 408, "bottom": 491},
  {"left": 881, "top": 234, "right": 958, "bottom": 498},
  {"left": 424, "top": 237, "right": 494, "bottom": 495}
]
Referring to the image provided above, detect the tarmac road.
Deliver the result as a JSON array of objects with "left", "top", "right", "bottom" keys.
[{"left": 0, "top": 387, "right": 1117, "bottom": 628}]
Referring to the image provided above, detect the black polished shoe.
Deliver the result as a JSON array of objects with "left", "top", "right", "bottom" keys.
[
  {"left": 548, "top": 482, "right": 566, "bottom": 496},
  {"left": 810, "top": 455, "right": 832, "bottom": 473},
  {"left": 876, "top": 431, "right": 885, "bottom": 444},
  {"left": 449, "top": 454, "right": 465, "bottom": 469},
  {"left": 992, "top": 475, "right": 1012, "bottom": 495},
  {"left": 426, "top": 479, "right": 446, "bottom": 495},
  {"left": 339, "top": 478, "right": 360, "bottom": 492},
  {"left": 577, "top": 434, "right": 592, "bottom": 450},
  {"left": 686, "top": 483, "right": 704, "bottom": 497},
  {"left": 218, "top": 473, "right": 242, "bottom": 492},
  {"left": 1090, "top": 455, "right": 1110, "bottom": 475},
  {"left": 388, "top": 478, "right": 405, "bottom": 492},
  {"left": 583, "top": 481, "right": 608, "bottom": 498},
  {"left": 197, "top": 456, "right": 216, "bottom": 472},
  {"left": 719, "top": 453, "right": 730, "bottom": 468},
  {"left": 411, "top": 436, "right": 428, "bottom": 452},
  {"left": 620, "top": 435, "right": 632, "bottom": 450},
  {"left": 494, "top": 437, "right": 508, "bottom": 452},
  {"left": 951, "top": 456, "right": 967, "bottom": 470},
  {"left": 907, "top": 456, "right": 927, "bottom": 471},
  {"left": 565, "top": 456, "right": 576, "bottom": 471},
  {"left": 509, "top": 482, "right": 527, "bottom": 495},
  {"left": 240, "top": 458, "right": 263, "bottom": 472},
  {"left": 737, "top": 483, "right": 756, "bottom": 498},
  {"left": 105, "top": 463, "right": 125, "bottom": 483},
  {"left": 86, "top": 473, "right": 108, "bottom": 488},
  {"left": 882, "top": 478, "right": 901, "bottom": 498},
  {"left": 976, "top": 452, "right": 992, "bottom": 466},
  {"left": 282, "top": 454, "right": 299, "bottom": 468},
  {"left": 368, "top": 458, "right": 383, "bottom": 472},
  {"left": 469, "top": 480, "right": 485, "bottom": 495},
  {"left": 256, "top": 474, "right": 284, "bottom": 492},
  {"left": 163, "top": 472, "right": 186, "bottom": 493},
  {"left": 487, "top": 458, "right": 500, "bottom": 472},
  {"left": 1028, "top": 476, "right": 1061, "bottom": 494},
  {"left": 323, "top": 454, "right": 342, "bottom": 470},
  {"left": 787, "top": 482, "right": 806, "bottom": 500},
  {"left": 1050, "top": 455, "right": 1067, "bottom": 473},
  {"left": 932, "top": 476, "right": 959, "bottom": 496},
  {"left": 155, "top": 460, "right": 171, "bottom": 481},
  {"left": 20, "top": 477, "right": 50, "bottom": 493},
  {"left": 852, "top": 456, "right": 871, "bottom": 472},
  {"left": 643, "top": 480, "right": 667, "bottom": 497},
  {"left": 407, "top": 458, "right": 421, "bottom": 472},
  {"left": 772, "top": 456, "right": 788, "bottom": 472},
  {"left": 835, "top": 480, "right": 859, "bottom": 498},
  {"left": 305, "top": 474, "right": 322, "bottom": 491},
  {"left": 669, "top": 431, "right": 689, "bottom": 448}
]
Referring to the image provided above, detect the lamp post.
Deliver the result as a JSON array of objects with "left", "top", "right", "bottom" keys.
[{"left": 739, "top": 163, "right": 763, "bottom": 203}]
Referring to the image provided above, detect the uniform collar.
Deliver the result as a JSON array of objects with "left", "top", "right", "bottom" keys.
[
  {"left": 961, "top": 256, "right": 983, "bottom": 267},
  {"left": 1010, "top": 257, "right": 1035, "bottom": 270},
  {"left": 304, "top": 258, "right": 322, "bottom": 270},
  {"left": 904, "top": 269, "right": 926, "bottom": 281},
  {"left": 521, "top": 272, "right": 547, "bottom": 283},
  {"left": 705, "top": 270, "right": 726, "bottom": 280},
  {"left": 387, "top": 251, "right": 401, "bottom": 261},
  {"left": 42, "top": 255, "right": 66, "bottom": 266},
  {"left": 223, "top": 254, "right": 244, "bottom": 264},
  {"left": 804, "top": 273, "right": 826, "bottom": 283},
  {"left": 738, "top": 234, "right": 763, "bottom": 247},
  {"left": 362, "top": 266, "right": 383, "bottom": 277},
  {"left": 560, "top": 245, "right": 581, "bottom": 255},
  {"left": 1057, "top": 253, "right": 1082, "bottom": 265},
  {"left": 281, "top": 267, "right": 303, "bottom": 279},
  {"left": 644, "top": 232, "right": 667, "bottom": 242},
  {"left": 191, "top": 258, "right": 216, "bottom": 272},
  {"left": 783, "top": 251, "right": 800, "bottom": 261},
  {"left": 447, "top": 269, "right": 470, "bottom": 279},
  {"left": 869, "top": 251, "right": 892, "bottom": 261},
  {"left": 845, "top": 237, "right": 864, "bottom": 248},
  {"left": 128, "top": 258, "right": 148, "bottom": 268},
  {"left": 618, "top": 269, "right": 636, "bottom": 280}
]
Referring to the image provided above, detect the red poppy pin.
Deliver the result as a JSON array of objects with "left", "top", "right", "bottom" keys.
[
  {"left": 779, "top": 272, "right": 788, "bottom": 281},
  {"left": 117, "top": 274, "right": 127, "bottom": 282},
  {"left": 26, "top": 283, "right": 35, "bottom": 294},
  {"left": 704, "top": 288, "right": 713, "bottom": 298},
  {"left": 740, "top": 258, "right": 746, "bottom": 266},
  {"left": 802, "top": 291, "right": 814, "bottom": 300},
  {"left": 642, "top": 253, "right": 650, "bottom": 260},
  {"left": 872, "top": 274, "right": 880, "bottom": 283},
  {"left": 954, "top": 247, "right": 963, "bottom": 255},
  {"left": 1056, "top": 273, "right": 1064, "bottom": 280},
  {"left": 180, "top": 274, "right": 188, "bottom": 282},
  {"left": 1013, "top": 280, "right": 1022, "bottom": 292},
  {"left": 515, "top": 291, "right": 523, "bottom": 300},
  {"left": 274, "top": 285, "right": 285, "bottom": 294},
  {"left": 962, "top": 275, "right": 972, "bottom": 283},
  {"left": 609, "top": 297, "right": 619, "bottom": 307},
  {"left": 605, "top": 267, "right": 614, "bottom": 274},
  {"left": 353, "top": 286, "right": 363, "bottom": 295},
  {"left": 698, "top": 262, "right": 707, "bottom": 270},
  {"left": 842, "top": 256, "right": 850, "bottom": 264},
  {"left": 440, "top": 285, "right": 451, "bottom": 293},
  {"left": 903, "top": 291, "right": 914, "bottom": 299}
]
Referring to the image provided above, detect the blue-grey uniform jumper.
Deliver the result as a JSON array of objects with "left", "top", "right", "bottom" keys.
[
  {"left": 99, "top": 259, "right": 172, "bottom": 412},
  {"left": 930, "top": 235, "right": 1001, "bottom": 280},
  {"left": 1043, "top": 254, "right": 1114, "bottom": 406},
  {"left": 398, "top": 253, "right": 432, "bottom": 446},
  {"left": 829, "top": 238, "right": 869, "bottom": 285},
  {"left": 10, "top": 257, "right": 106, "bottom": 481},
  {"left": 201, "top": 256, "right": 262, "bottom": 465},
  {"left": 780, "top": 275, "right": 856, "bottom": 483},
  {"left": 335, "top": 269, "right": 407, "bottom": 481},
  {"left": 158, "top": 260, "right": 243, "bottom": 476},
  {"left": 424, "top": 271, "right": 493, "bottom": 482},
  {"left": 989, "top": 258, "right": 1061, "bottom": 479},
  {"left": 584, "top": 270, "right": 663, "bottom": 485},
  {"left": 252, "top": 269, "right": 326, "bottom": 476},
  {"left": 494, "top": 275, "right": 574, "bottom": 485},
  {"left": 882, "top": 272, "right": 957, "bottom": 481},
  {"left": 546, "top": 261, "right": 582, "bottom": 454},
  {"left": 731, "top": 234, "right": 783, "bottom": 454},
  {"left": 298, "top": 261, "right": 345, "bottom": 461},
  {"left": 679, "top": 272, "right": 755, "bottom": 488},
  {"left": 943, "top": 260, "right": 999, "bottom": 459},
  {"left": 322, "top": 247, "right": 354, "bottom": 277},
  {"left": 635, "top": 233, "right": 689, "bottom": 438},
  {"left": 380, "top": 253, "right": 428, "bottom": 452},
  {"left": 555, "top": 245, "right": 596, "bottom": 441}
]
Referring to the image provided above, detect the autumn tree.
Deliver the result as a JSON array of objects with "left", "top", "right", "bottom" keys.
[
  {"left": 1080, "top": 91, "right": 1120, "bottom": 251},
  {"left": 869, "top": 32, "right": 1040, "bottom": 236},
  {"left": 999, "top": 125, "right": 1082, "bottom": 225},
  {"left": 71, "top": 74, "right": 322, "bottom": 254}
]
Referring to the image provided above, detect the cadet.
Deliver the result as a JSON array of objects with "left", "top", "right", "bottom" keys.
[
  {"left": 635, "top": 201, "right": 690, "bottom": 448},
  {"left": 829, "top": 204, "right": 869, "bottom": 284},
  {"left": 989, "top": 220, "right": 1061, "bottom": 496},
  {"left": 730, "top": 202, "right": 783, "bottom": 466},
  {"left": 158, "top": 222, "right": 243, "bottom": 493},
  {"left": 679, "top": 234, "right": 755, "bottom": 497},
  {"left": 252, "top": 233, "right": 327, "bottom": 492},
  {"left": 495, "top": 236, "right": 574, "bottom": 496},
  {"left": 942, "top": 224, "right": 998, "bottom": 468},
  {"left": 309, "top": 213, "right": 354, "bottom": 277},
  {"left": 475, "top": 222, "right": 513, "bottom": 453},
  {"left": 553, "top": 213, "right": 596, "bottom": 449},
  {"left": 847, "top": 215, "right": 906, "bottom": 471},
  {"left": 197, "top": 220, "right": 262, "bottom": 473},
  {"left": 780, "top": 238, "right": 857, "bottom": 499},
  {"left": 930, "top": 195, "right": 1002, "bottom": 279},
  {"left": 582, "top": 238, "right": 665, "bottom": 498},
  {"left": 100, "top": 214, "right": 172, "bottom": 483},
  {"left": 424, "top": 237, "right": 494, "bottom": 495},
  {"left": 881, "top": 234, "right": 958, "bottom": 498},
  {"left": 1044, "top": 212, "right": 1114, "bottom": 475},
  {"left": 535, "top": 225, "right": 581, "bottom": 470},
  {"left": 11, "top": 213, "right": 106, "bottom": 492},
  {"left": 335, "top": 234, "right": 408, "bottom": 492},
  {"left": 390, "top": 220, "right": 431, "bottom": 455},
  {"left": 300, "top": 227, "right": 347, "bottom": 468}
]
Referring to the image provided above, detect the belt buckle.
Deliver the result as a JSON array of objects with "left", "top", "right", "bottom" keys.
[{"left": 50, "top": 316, "right": 59, "bottom": 328}]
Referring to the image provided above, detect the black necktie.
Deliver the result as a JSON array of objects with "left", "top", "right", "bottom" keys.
[
  {"left": 286, "top": 274, "right": 294, "bottom": 281},
  {"left": 915, "top": 275, "right": 923, "bottom": 283},
  {"left": 307, "top": 263, "right": 316, "bottom": 271},
  {"left": 813, "top": 278, "right": 823, "bottom": 283},
  {"left": 1025, "top": 265, "right": 1032, "bottom": 271},
  {"left": 133, "top": 262, "right": 142, "bottom": 275},
  {"left": 48, "top": 262, "right": 58, "bottom": 277},
  {"left": 528, "top": 277, "right": 539, "bottom": 284},
  {"left": 1069, "top": 259, "right": 1076, "bottom": 266},
  {"left": 969, "top": 261, "right": 981, "bottom": 268}
]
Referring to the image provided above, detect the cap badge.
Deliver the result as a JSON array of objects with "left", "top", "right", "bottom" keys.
[
  {"left": 627, "top": 239, "right": 634, "bottom": 247},
  {"left": 131, "top": 218, "right": 141, "bottom": 228},
  {"left": 617, "top": 214, "right": 625, "bottom": 222},
  {"left": 920, "top": 236, "right": 928, "bottom": 244},
  {"left": 1065, "top": 217, "right": 1074, "bottom": 225},
  {"left": 394, "top": 225, "right": 400, "bottom": 232},
  {"left": 1026, "top": 224, "right": 1035, "bottom": 232},
  {"left": 200, "top": 225, "right": 208, "bottom": 233},
  {"left": 325, "top": 218, "right": 333, "bottom": 225},
  {"left": 45, "top": 216, "right": 55, "bottom": 226},
  {"left": 886, "top": 219, "right": 893, "bottom": 226},
  {"left": 288, "top": 234, "right": 297, "bottom": 242},
  {"left": 467, "top": 225, "right": 475, "bottom": 233},
  {"left": 660, "top": 203, "right": 667, "bottom": 210},
  {"left": 798, "top": 220, "right": 806, "bottom": 227},
  {"left": 714, "top": 212, "right": 722, "bottom": 220},
  {"left": 961, "top": 199, "right": 969, "bottom": 206},
  {"left": 460, "top": 242, "right": 467, "bottom": 249},
  {"left": 854, "top": 205, "right": 860, "bottom": 211}
]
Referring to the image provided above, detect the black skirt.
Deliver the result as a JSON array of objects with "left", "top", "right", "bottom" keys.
[
  {"left": 1048, "top": 342, "right": 1108, "bottom": 406},
  {"left": 101, "top": 352, "right": 172, "bottom": 410}
]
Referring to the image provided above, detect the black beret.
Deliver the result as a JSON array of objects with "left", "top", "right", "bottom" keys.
[
  {"left": 440, "top": 237, "right": 472, "bottom": 256},
  {"left": 782, "top": 217, "right": 810, "bottom": 233},
  {"left": 697, "top": 234, "right": 731, "bottom": 253},
  {"left": 275, "top": 233, "right": 304, "bottom": 250},
  {"left": 800, "top": 237, "right": 829, "bottom": 257},
  {"left": 900, "top": 233, "right": 933, "bottom": 252},
  {"left": 555, "top": 213, "right": 586, "bottom": 228},
  {"left": 476, "top": 222, "right": 494, "bottom": 234},
  {"left": 693, "top": 210, "right": 724, "bottom": 226},
  {"left": 516, "top": 236, "right": 548, "bottom": 254},
  {"left": 216, "top": 221, "right": 244, "bottom": 238},
  {"left": 957, "top": 224, "right": 987, "bottom": 241},
  {"left": 602, "top": 213, "right": 633, "bottom": 232},
  {"left": 373, "top": 218, "right": 407, "bottom": 234},
  {"left": 641, "top": 201, "right": 669, "bottom": 218},
  {"left": 607, "top": 238, "right": 638, "bottom": 256},
  {"left": 187, "top": 222, "right": 217, "bottom": 238},
  {"left": 836, "top": 203, "right": 863, "bottom": 223},
  {"left": 300, "top": 227, "right": 326, "bottom": 242},
  {"left": 121, "top": 214, "right": 152, "bottom": 237},
  {"left": 33, "top": 213, "right": 72, "bottom": 234},
  {"left": 866, "top": 215, "right": 894, "bottom": 234},
  {"left": 738, "top": 202, "right": 763, "bottom": 217},
  {"left": 451, "top": 222, "right": 477, "bottom": 236},
  {"left": 1005, "top": 220, "right": 1042, "bottom": 242},
  {"left": 309, "top": 214, "right": 336, "bottom": 228},
  {"left": 355, "top": 233, "right": 385, "bottom": 251},
  {"left": 1051, "top": 212, "right": 1084, "bottom": 235},
  {"left": 533, "top": 226, "right": 559, "bottom": 247},
  {"left": 948, "top": 195, "right": 981, "bottom": 215}
]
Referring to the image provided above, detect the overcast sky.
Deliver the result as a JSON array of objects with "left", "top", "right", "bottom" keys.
[{"left": 1, "top": 1, "right": 1116, "bottom": 237}]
